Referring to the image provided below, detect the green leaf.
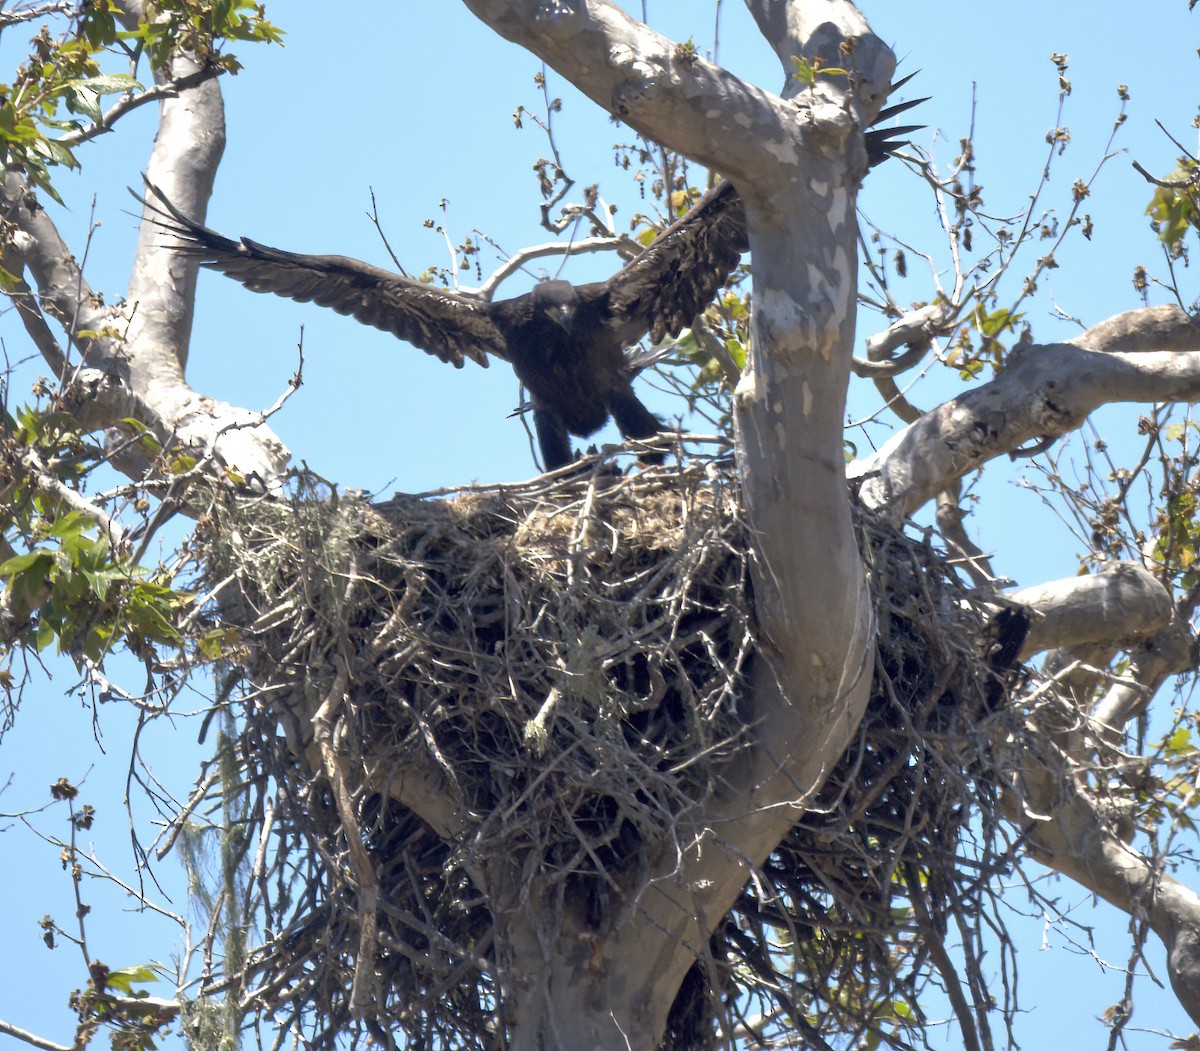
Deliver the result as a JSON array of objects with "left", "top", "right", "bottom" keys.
[
  {"left": 64, "top": 73, "right": 141, "bottom": 97},
  {"left": 81, "top": 566, "right": 126, "bottom": 601},
  {"left": 1165, "top": 726, "right": 1193, "bottom": 756},
  {"left": 790, "top": 55, "right": 816, "bottom": 85},
  {"left": 789, "top": 55, "right": 849, "bottom": 85},
  {"left": 105, "top": 964, "right": 160, "bottom": 995},
  {"left": 970, "top": 307, "right": 1024, "bottom": 339},
  {"left": 0, "top": 102, "right": 43, "bottom": 145},
  {"left": 34, "top": 617, "right": 55, "bottom": 652},
  {"left": 634, "top": 225, "right": 658, "bottom": 248},
  {"left": 46, "top": 511, "right": 91, "bottom": 542},
  {"left": 33, "top": 136, "right": 79, "bottom": 171},
  {"left": 672, "top": 331, "right": 699, "bottom": 357},
  {"left": 196, "top": 626, "right": 241, "bottom": 661},
  {"left": 0, "top": 549, "right": 52, "bottom": 576},
  {"left": 724, "top": 337, "right": 747, "bottom": 370},
  {"left": 125, "top": 585, "right": 183, "bottom": 645}
]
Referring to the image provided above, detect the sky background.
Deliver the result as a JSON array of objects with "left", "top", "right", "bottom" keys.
[{"left": 2, "top": 2, "right": 1200, "bottom": 1049}]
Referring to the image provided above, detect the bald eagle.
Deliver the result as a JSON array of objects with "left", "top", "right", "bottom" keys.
[
  {"left": 135, "top": 88, "right": 921, "bottom": 471},
  {"left": 138, "top": 178, "right": 746, "bottom": 469}
]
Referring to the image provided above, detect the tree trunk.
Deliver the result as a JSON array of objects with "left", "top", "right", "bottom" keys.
[{"left": 457, "top": 1, "right": 890, "bottom": 1044}]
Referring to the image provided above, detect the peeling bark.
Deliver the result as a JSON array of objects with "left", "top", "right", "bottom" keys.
[{"left": 461, "top": 0, "right": 814, "bottom": 191}]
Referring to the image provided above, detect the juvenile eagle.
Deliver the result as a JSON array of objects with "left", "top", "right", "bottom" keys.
[
  {"left": 136, "top": 87, "right": 921, "bottom": 471},
  {"left": 138, "top": 178, "right": 746, "bottom": 471}
]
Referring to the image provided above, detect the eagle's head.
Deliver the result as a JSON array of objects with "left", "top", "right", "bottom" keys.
[{"left": 532, "top": 279, "right": 579, "bottom": 333}]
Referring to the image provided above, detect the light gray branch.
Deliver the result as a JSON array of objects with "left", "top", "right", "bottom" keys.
[
  {"left": 475, "top": 234, "right": 628, "bottom": 298},
  {"left": 0, "top": 2, "right": 72, "bottom": 29},
  {"left": 1089, "top": 620, "right": 1196, "bottom": 735},
  {"left": 1008, "top": 562, "right": 1173, "bottom": 659},
  {"left": 1, "top": 173, "right": 289, "bottom": 490},
  {"left": 1, "top": 173, "right": 123, "bottom": 372},
  {"left": 851, "top": 306, "right": 1200, "bottom": 516},
  {"left": 1017, "top": 768, "right": 1200, "bottom": 1026},
  {"left": 0, "top": 1017, "right": 72, "bottom": 1051},
  {"left": 460, "top": 0, "right": 801, "bottom": 192},
  {"left": 852, "top": 302, "right": 952, "bottom": 377},
  {"left": 1007, "top": 564, "right": 1200, "bottom": 1023},
  {"left": 935, "top": 484, "right": 996, "bottom": 586}
]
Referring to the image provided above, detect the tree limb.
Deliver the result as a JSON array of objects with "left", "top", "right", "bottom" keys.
[
  {"left": 1017, "top": 766, "right": 1200, "bottom": 1027},
  {"left": 1008, "top": 562, "right": 1173, "bottom": 659},
  {"left": 460, "top": 0, "right": 809, "bottom": 192},
  {"left": 851, "top": 305, "right": 1200, "bottom": 517},
  {"left": 1, "top": 106, "right": 289, "bottom": 490},
  {"left": 0, "top": 1018, "right": 72, "bottom": 1051},
  {"left": 1090, "top": 619, "right": 1196, "bottom": 736},
  {"left": 56, "top": 65, "right": 224, "bottom": 148}
]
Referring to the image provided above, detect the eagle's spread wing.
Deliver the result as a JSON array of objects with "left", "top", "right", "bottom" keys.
[
  {"left": 600, "top": 79, "right": 924, "bottom": 351},
  {"left": 864, "top": 97, "right": 926, "bottom": 165},
  {"left": 601, "top": 179, "right": 748, "bottom": 349},
  {"left": 135, "top": 182, "right": 505, "bottom": 368}
]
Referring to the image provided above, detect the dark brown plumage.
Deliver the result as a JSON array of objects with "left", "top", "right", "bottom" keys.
[
  {"left": 862, "top": 75, "right": 926, "bottom": 165},
  {"left": 137, "top": 177, "right": 746, "bottom": 470},
  {"left": 135, "top": 81, "right": 921, "bottom": 471}
]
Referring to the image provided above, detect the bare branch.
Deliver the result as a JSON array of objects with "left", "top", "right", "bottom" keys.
[
  {"left": 475, "top": 234, "right": 628, "bottom": 298},
  {"left": 1017, "top": 771, "right": 1200, "bottom": 1027},
  {"left": 0, "top": 2, "right": 72, "bottom": 28},
  {"left": 0, "top": 1018, "right": 72, "bottom": 1051},
  {"left": 1009, "top": 562, "right": 1173, "bottom": 658},
  {"left": 852, "top": 302, "right": 953, "bottom": 377},
  {"left": 1090, "top": 620, "right": 1196, "bottom": 736},
  {"left": 851, "top": 306, "right": 1200, "bottom": 517},
  {"left": 935, "top": 484, "right": 997, "bottom": 587},
  {"left": 0, "top": 173, "right": 122, "bottom": 371},
  {"left": 460, "top": 0, "right": 805, "bottom": 192},
  {"left": 1132, "top": 159, "right": 1191, "bottom": 190}
]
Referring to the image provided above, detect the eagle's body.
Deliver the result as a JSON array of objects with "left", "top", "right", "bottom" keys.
[
  {"left": 140, "top": 178, "right": 748, "bottom": 469},
  {"left": 137, "top": 84, "right": 921, "bottom": 470},
  {"left": 490, "top": 279, "right": 666, "bottom": 467}
]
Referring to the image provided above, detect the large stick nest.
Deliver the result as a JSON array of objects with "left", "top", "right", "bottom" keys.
[{"left": 199, "top": 461, "right": 1031, "bottom": 1050}]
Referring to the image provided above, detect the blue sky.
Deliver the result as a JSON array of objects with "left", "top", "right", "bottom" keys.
[{"left": 2, "top": 2, "right": 1200, "bottom": 1049}]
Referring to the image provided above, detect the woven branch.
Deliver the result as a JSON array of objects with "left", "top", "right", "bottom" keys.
[{"left": 194, "top": 461, "right": 1043, "bottom": 1050}]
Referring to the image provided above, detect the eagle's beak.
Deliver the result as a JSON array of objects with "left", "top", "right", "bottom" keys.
[{"left": 544, "top": 302, "right": 575, "bottom": 333}]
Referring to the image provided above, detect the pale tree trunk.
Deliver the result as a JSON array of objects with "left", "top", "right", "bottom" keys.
[
  {"left": 0, "top": 0, "right": 289, "bottom": 496},
  {"left": 460, "top": 1, "right": 886, "bottom": 1046}
]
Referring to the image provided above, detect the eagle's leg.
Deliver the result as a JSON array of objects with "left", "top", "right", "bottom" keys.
[
  {"left": 607, "top": 384, "right": 665, "bottom": 464},
  {"left": 534, "top": 406, "right": 574, "bottom": 471}
]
